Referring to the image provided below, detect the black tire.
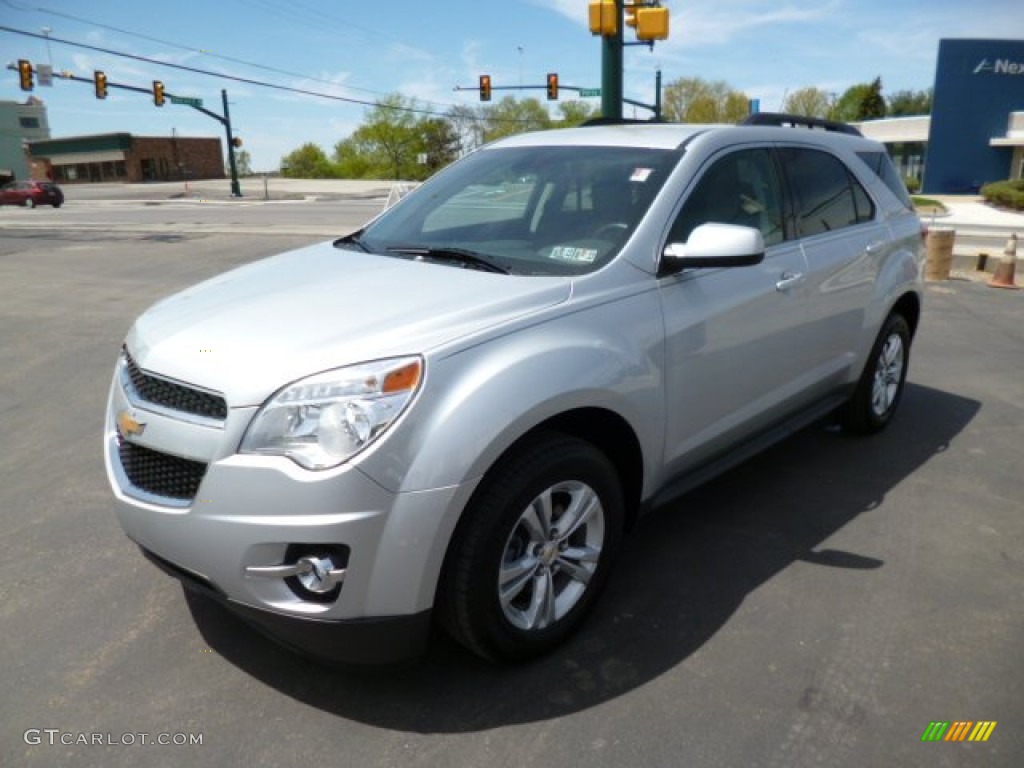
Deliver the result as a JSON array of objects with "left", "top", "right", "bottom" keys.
[
  {"left": 439, "top": 432, "right": 624, "bottom": 662},
  {"left": 23, "top": 198, "right": 35, "bottom": 209},
  {"left": 841, "top": 313, "right": 911, "bottom": 434}
]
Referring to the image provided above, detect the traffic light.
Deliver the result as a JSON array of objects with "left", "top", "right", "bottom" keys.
[
  {"left": 153, "top": 80, "right": 165, "bottom": 107},
  {"left": 94, "top": 70, "right": 108, "bottom": 99},
  {"left": 588, "top": 1, "right": 617, "bottom": 36},
  {"left": 232, "top": 137, "right": 243, "bottom": 148},
  {"left": 18, "top": 59, "right": 34, "bottom": 91},
  {"left": 625, "top": 2, "right": 638, "bottom": 29},
  {"left": 546, "top": 73, "right": 559, "bottom": 101},
  {"left": 479, "top": 74, "right": 491, "bottom": 102}
]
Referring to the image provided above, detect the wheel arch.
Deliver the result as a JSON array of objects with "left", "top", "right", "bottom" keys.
[
  {"left": 433, "top": 407, "right": 644, "bottom": 610},
  {"left": 890, "top": 289, "right": 921, "bottom": 339}
]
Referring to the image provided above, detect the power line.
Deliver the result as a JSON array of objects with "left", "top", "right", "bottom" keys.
[
  {"left": 0, "top": 24, "right": 457, "bottom": 118},
  {"left": 1, "top": 23, "right": 554, "bottom": 127},
  {"left": 18, "top": 4, "right": 402, "bottom": 101}
]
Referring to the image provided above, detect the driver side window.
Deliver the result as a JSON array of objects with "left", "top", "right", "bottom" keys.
[{"left": 669, "top": 149, "right": 784, "bottom": 247}]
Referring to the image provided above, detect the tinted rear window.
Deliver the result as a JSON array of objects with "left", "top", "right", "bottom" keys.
[{"left": 778, "top": 148, "right": 875, "bottom": 237}]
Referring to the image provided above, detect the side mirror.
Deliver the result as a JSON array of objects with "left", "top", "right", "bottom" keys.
[{"left": 661, "top": 223, "right": 765, "bottom": 274}]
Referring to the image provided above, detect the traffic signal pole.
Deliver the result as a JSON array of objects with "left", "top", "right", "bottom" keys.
[
  {"left": 222, "top": 90, "right": 241, "bottom": 197},
  {"left": 5, "top": 62, "right": 242, "bottom": 197},
  {"left": 601, "top": 1, "right": 624, "bottom": 121}
]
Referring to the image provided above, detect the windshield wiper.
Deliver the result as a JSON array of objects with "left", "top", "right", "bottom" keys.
[
  {"left": 385, "top": 246, "right": 511, "bottom": 274},
  {"left": 333, "top": 231, "right": 371, "bottom": 252}
]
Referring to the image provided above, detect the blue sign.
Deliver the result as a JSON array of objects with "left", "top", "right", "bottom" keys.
[{"left": 924, "top": 39, "right": 1024, "bottom": 194}]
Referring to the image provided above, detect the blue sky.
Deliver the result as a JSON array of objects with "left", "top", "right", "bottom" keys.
[{"left": 2, "top": 0, "right": 1023, "bottom": 172}]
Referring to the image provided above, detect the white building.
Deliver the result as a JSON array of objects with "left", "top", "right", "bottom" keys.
[{"left": 0, "top": 96, "right": 51, "bottom": 182}]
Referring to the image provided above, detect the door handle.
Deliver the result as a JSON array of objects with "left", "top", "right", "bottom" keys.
[{"left": 775, "top": 271, "right": 804, "bottom": 292}]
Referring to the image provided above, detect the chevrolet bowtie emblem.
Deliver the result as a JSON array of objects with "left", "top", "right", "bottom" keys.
[{"left": 116, "top": 410, "right": 146, "bottom": 439}]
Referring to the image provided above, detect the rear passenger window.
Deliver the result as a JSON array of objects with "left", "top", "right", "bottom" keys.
[{"left": 779, "top": 148, "right": 874, "bottom": 237}]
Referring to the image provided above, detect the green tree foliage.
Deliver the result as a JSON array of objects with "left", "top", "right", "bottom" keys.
[
  {"left": 663, "top": 77, "right": 749, "bottom": 123},
  {"left": 417, "top": 117, "right": 461, "bottom": 175},
  {"left": 280, "top": 142, "right": 335, "bottom": 178},
  {"left": 446, "top": 104, "right": 486, "bottom": 155},
  {"left": 783, "top": 87, "right": 831, "bottom": 119},
  {"left": 481, "top": 96, "right": 553, "bottom": 143},
  {"left": 831, "top": 77, "right": 886, "bottom": 121},
  {"left": 558, "top": 100, "right": 598, "bottom": 127},
  {"left": 286, "top": 96, "right": 464, "bottom": 181},
  {"left": 859, "top": 77, "right": 887, "bottom": 120},
  {"left": 830, "top": 83, "right": 872, "bottom": 121},
  {"left": 887, "top": 88, "right": 932, "bottom": 116},
  {"left": 229, "top": 149, "right": 252, "bottom": 177}
]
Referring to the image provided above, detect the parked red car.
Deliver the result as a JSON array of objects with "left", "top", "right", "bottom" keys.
[{"left": 0, "top": 180, "right": 64, "bottom": 208}]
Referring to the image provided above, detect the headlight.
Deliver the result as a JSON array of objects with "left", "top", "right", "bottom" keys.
[{"left": 240, "top": 356, "right": 422, "bottom": 470}]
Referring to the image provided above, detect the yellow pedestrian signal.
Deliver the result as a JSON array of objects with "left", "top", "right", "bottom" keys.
[
  {"left": 153, "top": 80, "right": 165, "bottom": 107},
  {"left": 94, "top": 70, "right": 108, "bottom": 99},
  {"left": 547, "top": 73, "right": 559, "bottom": 101},
  {"left": 18, "top": 59, "right": 34, "bottom": 91},
  {"left": 635, "top": 7, "right": 670, "bottom": 40},
  {"left": 479, "top": 74, "right": 492, "bottom": 102}
]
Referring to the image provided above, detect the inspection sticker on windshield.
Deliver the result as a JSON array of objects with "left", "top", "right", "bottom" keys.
[
  {"left": 549, "top": 246, "right": 598, "bottom": 264},
  {"left": 631, "top": 168, "right": 653, "bottom": 183}
]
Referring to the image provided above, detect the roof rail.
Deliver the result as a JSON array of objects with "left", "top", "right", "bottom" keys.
[
  {"left": 739, "top": 112, "right": 862, "bottom": 136},
  {"left": 581, "top": 117, "right": 665, "bottom": 127}
]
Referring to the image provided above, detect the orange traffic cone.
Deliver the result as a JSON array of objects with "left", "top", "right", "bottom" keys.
[{"left": 989, "top": 233, "right": 1019, "bottom": 290}]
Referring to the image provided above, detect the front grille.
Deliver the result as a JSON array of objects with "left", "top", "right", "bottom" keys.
[
  {"left": 123, "top": 349, "right": 227, "bottom": 420},
  {"left": 118, "top": 440, "right": 207, "bottom": 501}
]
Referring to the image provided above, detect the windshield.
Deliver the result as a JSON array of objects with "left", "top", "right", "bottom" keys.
[{"left": 355, "top": 145, "right": 679, "bottom": 276}]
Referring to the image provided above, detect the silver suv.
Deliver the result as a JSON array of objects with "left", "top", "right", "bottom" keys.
[{"left": 104, "top": 116, "right": 924, "bottom": 664}]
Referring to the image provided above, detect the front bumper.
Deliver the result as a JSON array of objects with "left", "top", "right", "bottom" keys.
[{"left": 104, "top": 359, "right": 471, "bottom": 664}]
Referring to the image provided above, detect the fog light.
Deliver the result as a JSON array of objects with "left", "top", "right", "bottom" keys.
[
  {"left": 294, "top": 554, "right": 344, "bottom": 593},
  {"left": 244, "top": 545, "right": 349, "bottom": 602}
]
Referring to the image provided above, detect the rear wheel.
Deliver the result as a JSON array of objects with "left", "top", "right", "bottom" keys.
[
  {"left": 23, "top": 197, "right": 35, "bottom": 209},
  {"left": 841, "top": 313, "right": 911, "bottom": 434},
  {"left": 439, "top": 433, "right": 624, "bottom": 661}
]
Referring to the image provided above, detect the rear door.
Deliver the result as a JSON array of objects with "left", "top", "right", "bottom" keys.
[{"left": 777, "top": 146, "right": 885, "bottom": 392}]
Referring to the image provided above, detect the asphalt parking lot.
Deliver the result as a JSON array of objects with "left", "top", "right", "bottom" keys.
[{"left": 1, "top": 227, "right": 1021, "bottom": 767}]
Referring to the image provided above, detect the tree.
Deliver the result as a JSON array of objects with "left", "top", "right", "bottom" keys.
[
  {"left": 417, "top": 117, "right": 460, "bottom": 176},
  {"left": 663, "top": 77, "right": 749, "bottom": 123},
  {"left": 481, "top": 96, "right": 552, "bottom": 143},
  {"left": 355, "top": 94, "right": 423, "bottom": 180},
  {"left": 783, "top": 87, "right": 831, "bottom": 119},
  {"left": 446, "top": 104, "right": 486, "bottom": 155},
  {"left": 280, "top": 142, "right": 334, "bottom": 178},
  {"left": 229, "top": 149, "right": 252, "bottom": 177},
  {"left": 887, "top": 88, "right": 932, "bottom": 116},
  {"left": 859, "top": 77, "right": 886, "bottom": 120},
  {"left": 831, "top": 77, "right": 886, "bottom": 122},
  {"left": 558, "top": 100, "right": 598, "bottom": 127}
]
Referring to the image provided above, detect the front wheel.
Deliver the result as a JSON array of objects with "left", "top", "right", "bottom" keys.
[
  {"left": 841, "top": 313, "right": 911, "bottom": 434},
  {"left": 23, "top": 197, "right": 36, "bottom": 209},
  {"left": 439, "top": 433, "right": 624, "bottom": 661}
]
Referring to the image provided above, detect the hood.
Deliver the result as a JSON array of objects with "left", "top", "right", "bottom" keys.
[{"left": 126, "top": 241, "right": 571, "bottom": 406}]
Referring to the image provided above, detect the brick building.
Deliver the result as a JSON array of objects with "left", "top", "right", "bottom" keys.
[{"left": 27, "top": 132, "right": 225, "bottom": 184}]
